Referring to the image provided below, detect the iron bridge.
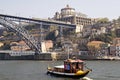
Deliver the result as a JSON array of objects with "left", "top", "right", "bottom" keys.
[{"left": 0, "top": 14, "right": 76, "bottom": 54}]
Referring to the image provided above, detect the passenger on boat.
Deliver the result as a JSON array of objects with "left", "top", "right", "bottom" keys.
[{"left": 72, "top": 64, "right": 76, "bottom": 73}]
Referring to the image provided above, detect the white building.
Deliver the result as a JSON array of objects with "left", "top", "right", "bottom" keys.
[
  {"left": 109, "top": 46, "right": 116, "bottom": 56},
  {"left": 115, "top": 44, "right": 120, "bottom": 57}
]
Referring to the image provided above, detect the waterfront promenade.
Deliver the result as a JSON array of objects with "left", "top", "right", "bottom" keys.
[{"left": 0, "top": 50, "right": 120, "bottom": 60}]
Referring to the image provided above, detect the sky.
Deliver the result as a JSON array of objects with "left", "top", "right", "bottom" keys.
[{"left": 0, "top": 0, "right": 120, "bottom": 20}]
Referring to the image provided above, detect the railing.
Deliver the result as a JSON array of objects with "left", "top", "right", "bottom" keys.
[{"left": 0, "top": 50, "right": 35, "bottom": 56}]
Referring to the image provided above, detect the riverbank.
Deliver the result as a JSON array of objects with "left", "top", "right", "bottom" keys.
[{"left": 0, "top": 52, "right": 120, "bottom": 61}]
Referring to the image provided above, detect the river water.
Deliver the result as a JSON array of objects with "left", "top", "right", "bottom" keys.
[{"left": 0, "top": 60, "right": 119, "bottom": 80}]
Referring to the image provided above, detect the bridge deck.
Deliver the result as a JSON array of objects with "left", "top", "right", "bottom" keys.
[{"left": 0, "top": 14, "right": 76, "bottom": 28}]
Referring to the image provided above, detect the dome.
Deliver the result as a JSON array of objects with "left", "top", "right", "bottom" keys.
[{"left": 61, "top": 5, "right": 75, "bottom": 17}]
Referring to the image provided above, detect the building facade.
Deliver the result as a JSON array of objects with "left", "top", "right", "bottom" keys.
[
  {"left": 115, "top": 44, "right": 120, "bottom": 57},
  {"left": 109, "top": 45, "right": 116, "bottom": 56},
  {"left": 116, "top": 28, "right": 120, "bottom": 37},
  {"left": 113, "top": 38, "right": 120, "bottom": 46},
  {"left": 53, "top": 5, "right": 95, "bottom": 27},
  {"left": 87, "top": 41, "right": 106, "bottom": 56}
]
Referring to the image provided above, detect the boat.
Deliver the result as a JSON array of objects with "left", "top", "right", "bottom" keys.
[{"left": 47, "top": 59, "right": 92, "bottom": 78}]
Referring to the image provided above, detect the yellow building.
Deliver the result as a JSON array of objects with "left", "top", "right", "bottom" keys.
[
  {"left": 87, "top": 41, "right": 105, "bottom": 55},
  {"left": 87, "top": 41, "right": 105, "bottom": 49}
]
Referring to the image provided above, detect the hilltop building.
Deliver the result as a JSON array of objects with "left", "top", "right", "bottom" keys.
[{"left": 53, "top": 5, "right": 96, "bottom": 33}]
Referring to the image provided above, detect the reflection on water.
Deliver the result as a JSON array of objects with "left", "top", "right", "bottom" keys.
[
  {"left": 86, "top": 60, "right": 120, "bottom": 80},
  {"left": 0, "top": 60, "right": 119, "bottom": 80}
]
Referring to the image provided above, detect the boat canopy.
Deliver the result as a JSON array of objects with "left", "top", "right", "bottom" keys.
[
  {"left": 54, "top": 65, "right": 64, "bottom": 69},
  {"left": 64, "top": 59, "right": 84, "bottom": 63}
]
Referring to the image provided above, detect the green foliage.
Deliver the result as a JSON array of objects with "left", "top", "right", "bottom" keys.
[
  {"left": 108, "top": 31, "right": 116, "bottom": 38},
  {"left": 54, "top": 42, "right": 62, "bottom": 48},
  {"left": 45, "top": 31, "right": 56, "bottom": 41},
  {"left": 112, "top": 17, "right": 120, "bottom": 28},
  {"left": 97, "top": 17, "right": 109, "bottom": 23},
  {"left": 2, "top": 31, "right": 16, "bottom": 37},
  {"left": 50, "top": 25, "right": 58, "bottom": 32},
  {"left": 117, "top": 16, "right": 120, "bottom": 21},
  {"left": 0, "top": 42, "right": 10, "bottom": 50},
  {"left": 78, "top": 43, "right": 88, "bottom": 51},
  {"left": 90, "top": 31, "right": 116, "bottom": 43}
]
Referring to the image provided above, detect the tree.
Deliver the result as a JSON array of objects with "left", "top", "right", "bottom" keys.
[
  {"left": 0, "top": 42, "right": 10, "bottom": 50},
  {"left": 90, "top": 32, "right": 116, "bottom": 43},
  {"left": 97, "top": 17, "right": 109, "bottom": 23},
  {"left": 45, "top": 31, "right": 56, "bottom": 41},
  {"left": 117, "top": 16, "right": 120, "bottom": 22}
]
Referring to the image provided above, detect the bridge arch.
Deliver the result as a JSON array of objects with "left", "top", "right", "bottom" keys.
[
  {"left": 0, "top": 17, "right": 41, "bottom": 54},
  {"left": 0, "top": 14, "right": 76, "bottom": 54}
]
